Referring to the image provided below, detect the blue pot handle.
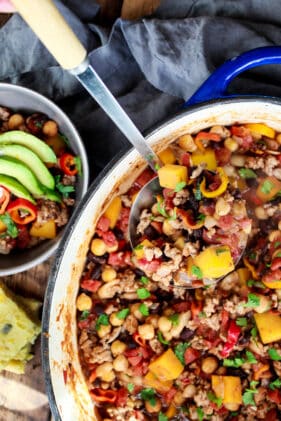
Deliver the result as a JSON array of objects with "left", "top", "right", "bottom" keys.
[{"left": 185, "top": 46, "right": 281, "bottom": 107}]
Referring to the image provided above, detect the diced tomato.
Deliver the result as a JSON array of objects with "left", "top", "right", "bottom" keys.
[
  {"left": 134, "top": 169, "right": 155, "bottom": 188},
  {"left": 243, "top": 189, "right": 263, "bottom": 206},
  {"left": 184, "top": 347, "right": 200, "bottom": 365},
  {"left": 217, "top": 215, "right": 234, "bottom": 230},
  {"left": 16, "top": 226, "right": 31, "bottom": 249},
  {"left": 108, "top": 251, "right": 132, "bottom": 268},
  {"left": 89, "top": 369, "right": 97, "bottom": 383},
  {"left": 191, "top": 300, "right": 203, "bottom": 319},
  {"left": 173, "top": 301, "right": 190, "bottom": 313},
  {"left": 262, "top": 269, "right": 281, "bottom": 285},
  {"left": 163, "top": 188, "right": 175, "bottom": 210},
  {"left": 195, "top": 131, "right": 221, "bottom": 142},
  {"left": 134, "top": 410, "right": 145, "bottom": 421},
  {"left": 102, "top": 230, "right": 117, "bottom": 247},
  {"left": 268, "top": 389, "right": 281, "bottom": 404},
  {"left": 150, "top": 220, "right": 163, "bottom": 233},
  {"left": 132, "top": 360, "right": 149, "bottom": 376},
  {"left": 96, "top": 215, "right": 110, "bottom": 232},
  {"left": 116, "top": 387, "right": 128, "bottom": 407},
  {"left": 116, "top": 207, "right": 130, "bottom": 234},
  {"left": 78, "top": 316, "right": 93, "bottom": 329},
  {"left": 271, "top": 257, "right": 281, "bottom": 271},
  {"left": 164, "top": 387, "right": 177, "bottom": 404},
  {"left": 180, "top": 152, "right": 190, "bottom": 166},
  {"left": 136, "top": 258, "right": 161, "bottom": 273},
  {"left": 265, "top": 409, "right": 278, "bottom": 421},
  {"left": 127, "top": 354, "right": 143, "bottom": 366},
  {"left": 118, "top": 239, "right": 127, "bottom": 250},
  {"left": 81, "top": 279, "right": 101, "bottom": 292},
  {"left": 221, "top": 309, "right": 229, "bottom": 332},
  {"left": 231, "top": 126, "right": 253, "bottom": 150},
  {"left": 214, "top": 147, "right": 231, "bottom": 165},
  {"left": 200, "top": 202, "right": 215, "bottom": 216}
]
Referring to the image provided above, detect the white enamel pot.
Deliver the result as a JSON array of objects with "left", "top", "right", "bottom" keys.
[{"left": 42, "top": 47, "right": 281, "bottom": 420}]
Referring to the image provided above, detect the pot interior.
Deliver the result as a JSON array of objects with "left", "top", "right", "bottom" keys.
[{"left": 43, "top": 98, "right": 281, "bottom": 420}]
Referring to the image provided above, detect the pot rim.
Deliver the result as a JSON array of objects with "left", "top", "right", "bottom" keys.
[
  {"left": 41, "top": 95, "right": 281, "bottom": 420},
  {"left": 0, "top": 82, "right": 89, "bottom": 275}
]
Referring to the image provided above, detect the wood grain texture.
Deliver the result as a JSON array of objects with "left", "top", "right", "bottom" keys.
[{"left": 121, "top": 0, "right": 160, "bottom": 20}]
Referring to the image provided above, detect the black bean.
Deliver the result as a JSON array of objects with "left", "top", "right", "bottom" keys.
[
  {"left": 180, "top": 328, "right": 195, "bottom": 341},
  {"left": 87, "top": 251, "right": 106, "bottom": 265},
  {"left": 135, "top": 268, "right": 146, "bottom": 277},
  {"left": 232, "top": 188, "right": 243, "bottom": 198},
  {"left": 270, "top": 196, "right": 281, "bottom": 206},
  {"left": 226, "top": 368, "right": 248, "bottom": 379},
  {"left": 93, "top": 303, "right": 105, "bottom": 315},
  {"left": 192, "top": 228, "right": 203, "bottom": 241},
  {"left": 245, "top": 178, "right": 258, "bottom": 189},
  {"left": 144, "top": 225, "right": 159, "bottom": 240},
  {"left": 238, "top": 331, "right": 251, "bottom": 345},
  {"left": 113, "top": 228, "right": 124, "bottom": 239},
  {"left": 91, "top": 265, "right": 102, "bottom": 280}
]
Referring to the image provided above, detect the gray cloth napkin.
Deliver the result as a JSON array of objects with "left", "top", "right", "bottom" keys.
[{"left": 1, "top": 0, "right": 281, "bottom": 177}]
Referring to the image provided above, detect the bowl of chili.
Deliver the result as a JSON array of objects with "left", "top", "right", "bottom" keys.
[
  {"left": 42, "top": 47, "right": 281, "bottom": 420},
  {"left": 0, "top": 83, "right": 89, "bottom": 275}
]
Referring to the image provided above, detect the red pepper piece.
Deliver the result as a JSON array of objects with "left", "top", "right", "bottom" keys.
[
  {"left": 7, "top": 198, "right": 37, "bottom": 225},
  {"left": 268, "top": 389, "right": 281, "bottom": 404},
  {"left": 195, "top": 131, "right": 221, "bottom": 142},
  {"left": 271, "top": 257, "right": 281, "bottom": 271},
  {"left": 184, "top": 347, "right": 200, "bottom": 365},
  {"left": 221, "top": 319, "right": 241, "bottom": 357},
  {"left": 0, "top": 186, "right": 10, "bottom": 214},
  {"left": 116, "top": 387, "right": 128, "bottom": 407},
  {"left": 80, "top": 279, "right": 101, "bottom": 292},
  {"left": 191, "top": 300, "right": 203, "bottom": 319},
  {"left": 90, "top": 388, "right": 117, "bottom": 403},
  {"left": 59, "top": 153, "right": 79, "bottom": 176},
  {"left": 176, "top": 208, "right": 204, "bottom": 230},
  {"left": 96, "top": 215, "right": 110, "bottom": 232},
  {"left": 133, "top": 332, "right": 147, "bottom": 348}
]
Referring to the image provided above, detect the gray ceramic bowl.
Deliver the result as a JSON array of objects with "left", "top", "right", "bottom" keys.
[{"left": 0, "top": 83, "right": 89, "bottom": 276}]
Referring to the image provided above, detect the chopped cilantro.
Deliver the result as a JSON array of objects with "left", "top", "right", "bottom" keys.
[
  {"left": 198, "top": 311, "right": 207, "bottom": 318},
  {"left": 207, "top": 391, "right": 223, "bottom": 408},
  {"left": 236, "top": 317, "right": 247, "bottom": 327},
  {"left": 137, "top": 288, "right": 151, "bottom": 300},
  {"left": 174, "top": 342, "right": 190, "bottom": 365},
  {"left": 275, "top": 251, "right": 281, "bottom": 258},
  {"left": 80, "top": 310, "right": 90, "bottom": 320},
  {"left": 157, "top": 331, "right": 170, "bottom": 345},
  {"left": 269, "top": 378, "right": 281, "bottom": 390},
  {"left": 245, "top": 350, "right": 257, "bottom": 364},
  {"left": 139, "top": 303, "right": 149, "bottom": 317},
  {"left": 196, "top": 407, "right": 204, "bottom": 421},
  {"left": 238, "top": 168, "right": 257, "bottom": 179},
  {"left": 191, "top": 265, "right": 203, "bottom": 279},
  {"left": 197, "top": 213, "right": 206, "bottom": 222},
  {"left": 268, "top": 348, "right": 281, "bottom": 361},
  {"left": 215, "top": 247, "right": 228, "bottom": 256},
  {"left": 168, "top": 208, "right": 177, "bottom": 221},
  {"left": 244, "top": 293, "right": 260, "bottom": 308},
  {"left": 95, "top": 314, "right": 109, "bottom": 331},
  {"left": 169, "top": 313, "right": 180, "bottom": 326},
  {"left": 250, "top": 326, "right": 258, "bottom": 338},
  {"left": 134, "top": 244, "right": 144, "bottom": 251},
  {"left": 242, "top": 382, "right": 258, "bottom": 406},
  {"left": 174, "top": 181, "right": 187, "bottom": 192},
  {"left": 157, "top": 199, "right": 169, "bottom": 217},
  {"left": 127, "top": 383, "right": 134, "bottom": 393},
  {"left": 74, "top": 156, "right": 82, "bottom": 176},
  {"left": 261, "top": 179, "right": 274, "bottom": 194},
  {"left": 140, "top": 388, "right": 156, "bottom": 406},
  {"left": 158, "top": 413, "right": 168, "bottom": 421},
  {"left": 248, "top": 252, "right": 257, "bottom": 261},
  {"left": 247, "top": 279, "right": 266, "bottom": 289},
  {"left": 223, "top": 357, "right": 245, "bottom": 368},
  {"left": 274, "top": 241, "right": 281, "bottom": 248},
  {"left": 54, "top": 175, "right": 75, "bottom": 198},
  {"left": 140, "top": 276, "right": 149, "bottom": 285},
  {"left": 116, "top": 308, "right": 130, "bottom": 319},
  {"left": 194, "top": 183, "right": 202, "bottom": 200},
  {"left": 0, "top": 213, "right": 18, "bottom": 238}
]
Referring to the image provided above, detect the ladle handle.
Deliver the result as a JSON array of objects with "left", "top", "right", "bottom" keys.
[{"left": 10, "top": 0, "right": 86, "bottom": 70}]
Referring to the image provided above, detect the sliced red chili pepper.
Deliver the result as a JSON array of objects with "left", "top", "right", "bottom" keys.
[
  {"left": 116, "top": 387, "right": 128, "bottom": 407},
  {"left": 176, "top": 208, "right": 204, "bottom": 230},
  {"left": 80, "top": 279, "right": 101, "bottom": 292},
  {"left": 90, "top": 388, "right": 117, "bottom": 403},
  {"left": 133, "top": 332, "right": 147, "bottom": 348},
  {"left": 221, "top": 309, "right": 230, "bottom": 332},
  {"left": 271, "top": 257, "right": 281, "bottom": 271},
  {"left": 184, "top": 347, "right": 200, "bottom": 365},
  {"left": 164, "top": 387, "right": 177, "bottom": 404},
  {"left": 0, "top": 186, "right": 10, "bottom": 214},
  {"left": 220, "top": 319, "right": 241, "bottom": 357},
  {"left": 59, "top": 153, "right": 79, "bottom": 176},
  {"left": 195, "top": 131, "right": 221, "bottom": 142},
  {"left": 7, "top": 198, "right": 37, "bottom": 225},
  {"left": 88, "top": 369, "right": 97, "bottom": 383},
  {"left": 268, "top": 389, "right": 281, "bottom": 404}
]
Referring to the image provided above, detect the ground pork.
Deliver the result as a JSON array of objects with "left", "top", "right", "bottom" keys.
[
  {"left": 107, "top": 406, "right": 139, "bottom": 421},
  {"left": 123, "top": 314, "right": 138, "bottom": 334},
  {"left": 36, "top": 200, "right": 69, "bottom": 226},
  {"left": 136, "top": 209, "right": 153, "bottom": 234},
  {"left": 89, "top": 345, "right": 112, "bottom": 364},
  {"left": 0, "top": 237, "right": 14, "bottom": 254},
  {"left": 173, "top": 188, "right": 190, "bottom": 206},
  {"left": 203, "top": 297, "right": 220, "bottom": 316},
  {"left": 121, "top": 194, "right": 132, "bottom": 207},
  {"left": 143, "top": 246, "right": 162, "bottom": 261}
]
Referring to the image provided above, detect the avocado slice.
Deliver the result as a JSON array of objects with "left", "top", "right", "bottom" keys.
[
  {"left": 0, "top": 174, "right": 36, "bottom": 204},
  {"left": 0, "top": 156, "right": 44, "bottom": 197},
  {"left": 42, "top": 188, "right": 62, "bottom": 203},
  {"left": 0, "top": 131, "right": 57, "bottom": 164},
  {"left": 0, "top": 144, "right": 55, "bottom": 190}
]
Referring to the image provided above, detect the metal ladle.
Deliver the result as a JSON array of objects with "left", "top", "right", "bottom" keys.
[{"left": 12, "top": 0, "right": 247, "bottom": 288}]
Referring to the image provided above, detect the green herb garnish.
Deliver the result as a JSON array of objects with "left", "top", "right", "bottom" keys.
[
  {"left": 134, "top": 244, "right": 144, "bottom": 251},
  {"left": 245, "top": 350, "right": 257, "bottom": 364},
  {"left": 157, "top": 199, "right": 169, "bottom": 217},
  {"left": 246, "top": 279, "right": 266, "bottom": 289},
  {"left": 197, "top": 213, "right": 206, "bottom": 222},
  {"left": 158, "top": 413, "right": 169, "bottom": 421},
  {"left": 191, "top": 265, "right": 203, "bottom": 279},
  {"left": 268, "top": 348, "right": 281, "bottom": 361},
  {"left": 261, "top": 179, "right": 274, "bottom": 194},
  {"left": 116, "top": 308, "right": 130, "bottom": 319},
  {"left": 207, "top": 391, "right": 223, "bottom": 408},
  {"left": 157, "top": 331, "right": 170, "bottom": 345},
  {"left": 194, "top": 183, "right": 202, "bottom": 200},
  {"left": 196, "top": 407, "right": 204, "bottom": 421},
  {"left": 251, "top": 326, "right": 258, "bottom": 338},
  {"left": 236, "top": 317, "right": 247, "bottom": 327},
  {"left": 215, "top": 247, "right": 228, "bottom": 256},
  {"left": 80, "top": 310, "right": 90, "bottom": 320},
  {"left": 95, "top": 314, "right": 109, "bottom": 331},
  {"left": 238, "top": 168, "right": 257, "bottom": 179},
  {"left": 244, "top": 293, "right": 260, "bottom": 308},
  {"left": 169, "top": 313, "right": 180, "bottom": 326},
  {"left": 174, "top": 181, "right": 187, "bottom": 192},
  {"left": 140, "top": 388, "right": 156, "bottom": 406},
  {"left": 54, "top": 175, "right": 75, "bottom": 198},
  {"left": 223, "top": 357, "right": 245, "bottom": 368},
  {"left": 242, "top": 382, "right": 258, "bottom": 406},
  {"left": 174, "top": 342, "right": 190, "bottom": 365},
  {"left": 74, "top": 156, "right": 82, "bottom": 176},
  {"left": 127, "top": 383, "right": 134, "bottom": 393},
  {"left": 0, "top": 213, "right": 18, "bottom": 238},
  {"left": 269, "top": 378, "right": 281, "bottom": 390},
  {"left": 139, "top": 303, "right": 149, "bottom": 317},
  {"left": 137, "top": 288, "right": 151, "bottom": 300},
  {"left": 140, "top": 276, "right": 149, "bottom": 285}
]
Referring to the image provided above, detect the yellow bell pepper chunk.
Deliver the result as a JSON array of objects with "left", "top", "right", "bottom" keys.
[
  {"left": 237, "top": 268, "right": 251, "bottom": 287},
  {"left": 30, "top": 220, "right": 56, "bottom": 239},
  {"left": 0, "top": 219, "right": 6, "bottom": 234},
  {"left": 245, "top": 123, "right": 275, "bottom": 139},
  {"left": 158, "top": 164, "right": 188, "bottom": 189},
  {"left": 191, "top": 147, "right": 217, "bottom": 171},
  {"left": 165, "top": 404, "right": 177, "bottom": 419},
  {"left": 257, "top": 176, "right": 281, "bottom": 203},
  {"left": 158, "top": 147, "right": 176, "bottom": 164},
  {"left": 103, "top": 196, "right": 122, "bottom": 229},
  {"left": 148, "top": 348, "right": 184, "bottom": 381},
  {"left": 262, "top": 279, "right": 281, "bottom": 289},
  {"left": 193, "top": 245, "right": 234, "bottom": 279},
  {"left": 254, "top": 311, "right": 281, "bottom": 344},
  {"left": 200, "top": 167, "right": 228, "bottom": 198},
  {"left": 134, "top": 239, "right": 153, "bottom": 259},
  {"left": 212, "top": 376, "right": 242, "bottom": 405},
  {"left": 144, "top": 371, "right": 173, "bottom": 393}
]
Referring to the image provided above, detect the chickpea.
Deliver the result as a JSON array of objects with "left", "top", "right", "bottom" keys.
[
  {"left": 163, "top": 308, "right": 174, "bottom": 317},
  {"left": 162, "top": 219, "right": 176, "bottom": 236},
  {"left": 91, "top": 238, "right": 107, "bottom": 256},
  {"left": 106, "top": 243, "right": 118, "bottom": 252},
  {"left": 146, "top": 315, "right": 159, "bottom": 328},
  {"left": 145, "top": 397, "right": 162, "bottom": 413},
  {"left": 183, "top": 384, "right": 196, "bottom": 398},
  {"left": 97, "top": 324, "right": 111, "bottom": 338},
  {"left": 210, "top": 125, "right": 230, "bottom": 138},
  {"left": 130, "top": 303, "right": 144, "bottom": 320},
  {"left": 113, "top": 354, "right": 129, "bottom": 372},
  {"left": 254, "top": 294, "right": 272, "bottom": 314},
  {"left": 224, "top": 137, "right": 238, "bottom": 152},
  {"left": 255, "top": 206, "right": 267, "bottom": 220},
  {"left": 158, "top": 316, "right": 172, "bottom": 333},
  {"left": 201, "top": 356, "right": 218, "bottom": 374},
  {"left": 8, "top": 113, "right": 24, "bottom": 130},
  {"left": 173, "top": 390, "right": 185, "bottom": 406},
  {"left": 111, "top": 340, "right": 126, "bottom": 356},
  {"left": 96, "top": 362, "right": 113, "bottom": 379},
  {"left": 216, "top": 366, "right": 227, "bottom": 375},
  {"left": 76, "top": 293, "right": 92, "bottom": 311},
  {"left": 204, "top": 216, "right": 217, "bottom": 229},
  {"left": 151, "top": 203, "right": 160, "bottom": 215},
  {"left": 230, "top": 154, "right": 246, "bottom": 167},
  {"left": 269, "top": 230, "right": 281, "bottom": 242},
  {"left": 276, "top": 133, "right": 281, "bottom": 144},
  {"left": 102, "top": 267, "right": 117, "bottom": 282},
  {"left": 177, "top": 134, "right": 196, "bottom": 152},
  {"left": 215, "top": 197, "right": 231, "bottom": 216},
  {"left": 224, "top": 403, "right": 240, "bottom": 411},
  {"left": 138, "top": 323, "right": 155, "bottom": 340},
  {"left": 174, "top": 236, "right": 185, "bottom": 250},
  {"left": 42, "top": 120, "right": 58, "bottom": 137},
  {"left": 110, "top": 312, "right": 124, "bottom": 327},
  {"left": 102, "top": 370, "right": 115, "bottom": 382},
  {"left": 276, "top": 289, "right": 281, "bottom": 300}
]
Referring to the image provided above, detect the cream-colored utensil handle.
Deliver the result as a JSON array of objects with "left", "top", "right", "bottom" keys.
[{"left": 11, "top": 0, "right": 87, "bottom": 70}]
